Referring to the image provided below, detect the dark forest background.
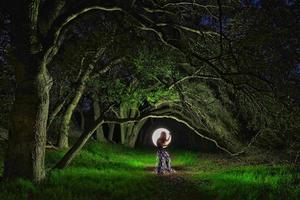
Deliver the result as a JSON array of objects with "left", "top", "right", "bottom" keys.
[{"left": 0, "top": 0, "right": 299, "bottom": 183}]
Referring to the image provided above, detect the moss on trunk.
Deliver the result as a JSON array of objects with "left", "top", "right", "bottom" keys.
[{"left": 4, "top": 61, "right": 51, "bottom": 182}]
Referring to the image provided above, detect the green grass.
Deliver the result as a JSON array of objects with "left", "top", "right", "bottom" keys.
[
  {"left": 193, "top": 165, "right": 300, "bottom": 200},
  {"left": 0, "top": 140, "right": 299, "bottom": 200}
]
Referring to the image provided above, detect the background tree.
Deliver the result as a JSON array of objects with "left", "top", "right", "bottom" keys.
[{"left": 1, "top": 0, "right": 299, "bottom": 181}]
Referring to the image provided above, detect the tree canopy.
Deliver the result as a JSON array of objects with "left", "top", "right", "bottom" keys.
[{"left": 0, "top": 0, "right": 299, "bottom": 182}]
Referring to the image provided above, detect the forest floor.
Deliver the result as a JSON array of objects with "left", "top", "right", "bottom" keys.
[{"left": 0, "top": 140, "right": 299, "bottom": 200}]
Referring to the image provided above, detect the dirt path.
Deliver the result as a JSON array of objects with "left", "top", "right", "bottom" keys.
[{"left": 145, "top": 166, "right": 208, "bottom": 200}]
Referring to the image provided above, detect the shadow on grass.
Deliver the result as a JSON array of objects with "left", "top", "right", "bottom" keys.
[{"left": 0, "top": 167, "right": 191, "bottom": 200}]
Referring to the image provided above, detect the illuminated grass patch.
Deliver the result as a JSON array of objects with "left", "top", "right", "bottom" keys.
[
  {"left": 193, "top": 165, "right": 300, "bottom": 200},
  {"left": 0, "top": 141, "right": 299, "bottom": 200}
]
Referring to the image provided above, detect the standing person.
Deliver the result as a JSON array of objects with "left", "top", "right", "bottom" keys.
[{"left": 156, "top": 131, "right": 175, "bottom": 174}]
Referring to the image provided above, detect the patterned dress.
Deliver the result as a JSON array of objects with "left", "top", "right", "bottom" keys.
[{"left": 155, "top": 147, "right": 174, "bottom": 174}]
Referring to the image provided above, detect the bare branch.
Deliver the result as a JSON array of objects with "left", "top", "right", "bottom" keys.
[
  {"left": 104, "top": 113, "right": 243, "bottom": 156},
  {"left": 43, "top": 6, "right": 123, "bottom": 62},
  {"left": 169, "top": 74, "right": 222, "bottom": 89}
]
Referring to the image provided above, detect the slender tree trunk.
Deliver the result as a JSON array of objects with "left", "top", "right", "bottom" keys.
[
  {"left": 57, "top": 66, "right": 93, "bottom": 148},
  {"left": 121, "top": 103, "right": 140, "bottom": 147},
  {"left": 120, "top": 103, "right": 128, "bottom": 144},
  {"left": 127, "top": 119, "right": 147, "bottom": 147},
  {"left": 47, "top": 98, "right": 67, "bottom": 130},
  {"left": 123, "top": 124, "right": 135, "bottom": 146},
  {"left": 57, "top": 86, "right": 85, "bottom": 148},
  {"left": 54, "top": 117, "right": 104, "bottom": 169},
  {"left": 4, "top": 60, "right": 52, "bottom": 182},
  {"left": 93, "top": 99, "right": 106, "bottom": 142},
  {"left": 108, "top": 123, "right": 115, "bottom": 142}
]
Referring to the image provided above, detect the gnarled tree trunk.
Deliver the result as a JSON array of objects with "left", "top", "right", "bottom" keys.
[
  {"left": 4, "top": 60, "right": 52, "bottom": 182},
  {"left": 3, "top": 0, "right": 52, "bottom": 182}
]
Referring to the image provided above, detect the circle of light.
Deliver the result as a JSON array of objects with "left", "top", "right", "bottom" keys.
[{"left": 152, "top": 128, "right": 171, "bottom": 147}]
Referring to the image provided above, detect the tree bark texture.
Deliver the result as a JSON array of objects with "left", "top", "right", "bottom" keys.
[
  {"left": 57, "top": 65, "right": 93, "bottom": 148},
  {"left": 4, "top": 60, "right": 51, "bottom": 182},
  {"left": 4, "top": 0, "right": 51, "bottom": 182}
]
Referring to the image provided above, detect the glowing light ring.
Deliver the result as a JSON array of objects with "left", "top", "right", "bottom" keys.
[{"left": 152, "top": 128, "right": 171, "bottom": 147}]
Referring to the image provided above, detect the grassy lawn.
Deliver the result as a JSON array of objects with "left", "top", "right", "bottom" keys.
[{"left": 0, "top": 141, "right": 299, "bottom": 200}]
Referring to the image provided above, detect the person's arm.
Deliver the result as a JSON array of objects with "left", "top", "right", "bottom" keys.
[
  {"left": 164, "top": 134, "right": 171, "bottom": 147},
  {"left": 166, "top": 135, "right": 171, "bottom": 142}
]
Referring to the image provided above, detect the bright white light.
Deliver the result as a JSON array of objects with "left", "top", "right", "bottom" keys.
[{"left": 152, "top": 128, "right": 171, "bottom": 147}]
